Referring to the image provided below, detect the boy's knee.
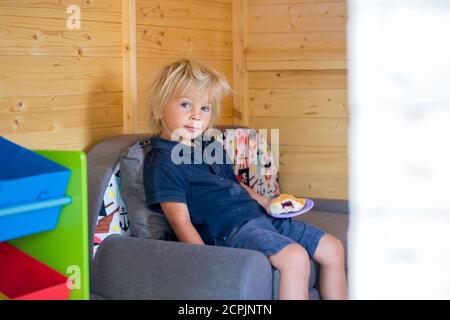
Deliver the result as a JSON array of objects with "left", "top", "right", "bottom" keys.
[
  {"left": 330, "top": 237, "right": 345, "bottom": 259},
  {"left": 317, "top": 235, "right": 346, "bottom": 265},
  {"left": 270, "top": 243, "right": 310, "bottom": 272}
]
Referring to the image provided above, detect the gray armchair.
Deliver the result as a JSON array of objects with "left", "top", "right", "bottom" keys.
[{"left": 87, "top": 126, "right": 348, "bottom": 300}]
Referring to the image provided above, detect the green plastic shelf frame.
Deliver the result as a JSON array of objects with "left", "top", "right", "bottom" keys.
[{"left": 8, "top": 150, "right": 90, "bottom": 300}]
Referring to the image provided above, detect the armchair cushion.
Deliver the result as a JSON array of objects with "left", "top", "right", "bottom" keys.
[{"left": 119, "top": 138, "right": 176, "bottom": 240}]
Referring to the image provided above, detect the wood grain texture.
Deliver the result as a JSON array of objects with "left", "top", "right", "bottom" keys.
[
  {"left": 0, "top": 15, "right": 122, "bottom": 57},
  {"left": 250, "top": 88, "right": 348, "bottom": 118},
  {"left": 135, "top": 1, "right": 233, "bottom": 136},
  {"left": 235, "top": 0, "right": 349, "bottom": 199},
  {"left": 280, "top": 174, "right": 348, "bottom": 199},
  {"left": 0, "top": 56, "right": 122, "bottom": 96},
  {"left": 136, "top": 0, "right": 232, "bottom": 31},
  {"left": 2, "top": 126, "right": 123, "bottom": 151},
  {"left": 250, "top": 117, "right": 348, "bottom": 147},
  {"left": 136, "top": 24, "right": 232, "bottom": 60},
  {"left": 232, "top": 0, "right": 249, "bottom": 126},
  {"left": 0, "top": 1, "right": 124, "bottom": 150},
  {"left": 122, "top": 0, "right": 137, "bottom": 133},
  {"left": 249, "top": 70, "right": 347, "bottom": 89},
  {"left": 248, "top": 1, "right": 347, "bottom": 33},
  {"left": 0, "top": 0, "right": 122, "bottom": 22}
]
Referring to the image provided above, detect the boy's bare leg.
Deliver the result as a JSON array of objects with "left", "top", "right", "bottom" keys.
[
  {"left": 313, "top": 234, "right": 348, "bottom": 300},
  {"left": 269, "top": 243, "right": 310, "bottom": 300}
]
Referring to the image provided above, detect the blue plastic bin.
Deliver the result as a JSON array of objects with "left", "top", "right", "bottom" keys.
[{"left": 0, "top": 137, "right": 71, "bottom": 242}]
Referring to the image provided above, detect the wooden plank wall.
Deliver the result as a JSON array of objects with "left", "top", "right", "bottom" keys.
[
  {"left": 0, "top": 0, "right": 347, "bottom": 199},
  {"left": 135, "top": 0, "right": 233, "bottom": 133},
  {"left": 243, "top": 0, "right": 349, "bottom": 199},
  {"left": 0, "top": 0, "right": 124, "bottom": 150}
]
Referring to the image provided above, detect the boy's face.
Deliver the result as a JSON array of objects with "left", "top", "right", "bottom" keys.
[{"left": 160, "top": 85, "right": 213, "bottom": 145}]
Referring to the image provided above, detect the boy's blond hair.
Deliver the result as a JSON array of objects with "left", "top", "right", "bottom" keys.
[{"left": 148, "top": 59, "right": 232, "bottom": 136}]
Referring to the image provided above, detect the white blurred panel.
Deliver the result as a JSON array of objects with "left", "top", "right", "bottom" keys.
[{"left": 348, "top": 0, "right": 450, "bottom": 299}]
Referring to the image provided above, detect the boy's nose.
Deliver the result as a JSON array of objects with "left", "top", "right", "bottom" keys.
[{"left": 190, "top": 112, "right": 201, "bottom": 120}]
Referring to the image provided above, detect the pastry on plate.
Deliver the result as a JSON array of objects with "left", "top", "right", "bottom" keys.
[{"left": 269, "top": 194, "right": 307, "bottom": 215}]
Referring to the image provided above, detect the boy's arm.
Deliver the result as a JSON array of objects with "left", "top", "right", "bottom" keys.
[
  {"left": 160, "top": 202, "right": 205, "bottom": 245},
  {"left": 239, "top": 182, "right": 272, "bottom": 213}
]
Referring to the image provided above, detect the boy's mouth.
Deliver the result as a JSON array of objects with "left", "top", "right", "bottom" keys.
[
  {"left": 184, "top": 124, "right": 202, "bottom": 133},
  {"left": 184, "top": 126, "right": 196, "bottom": 132}
]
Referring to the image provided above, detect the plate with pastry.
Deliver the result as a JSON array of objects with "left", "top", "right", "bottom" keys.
[{"left": 268, "top": 194, "right": 314, "bottom": 218}]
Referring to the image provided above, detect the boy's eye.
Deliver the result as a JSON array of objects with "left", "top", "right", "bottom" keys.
[
  {"left": 181, "top": 102, "right": 191, "bottom": 108},
  {"left": 201, "top": 106, "right": 211, "bottom": 112}
]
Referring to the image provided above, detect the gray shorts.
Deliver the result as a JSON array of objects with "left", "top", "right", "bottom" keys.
[{"left": 217, "top": 215, "right": 325, "bottom": 258}]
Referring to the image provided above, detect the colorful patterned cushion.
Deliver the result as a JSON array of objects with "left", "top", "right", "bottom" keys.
[
  {"left": 222, "top": 128, "right": 280, "bottom": 199},
  {"left": 93, "top": 163, "right": 131, "bottom": 256}
]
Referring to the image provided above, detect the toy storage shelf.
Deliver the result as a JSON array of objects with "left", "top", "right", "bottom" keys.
[{"left": 1, "top": 150, "right": 89, "bottom": 300}]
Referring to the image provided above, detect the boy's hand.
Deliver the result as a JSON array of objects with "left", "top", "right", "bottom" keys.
[{"left": 263, "top": 197, "right": 272, "bottom": 214}]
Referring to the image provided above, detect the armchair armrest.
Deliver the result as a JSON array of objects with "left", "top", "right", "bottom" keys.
[
  {"left": 309, "top": 198, "right": 349, "bottom": 214},
  {"left": 91, "top": 235, "right": 273, "bottom": 300}
]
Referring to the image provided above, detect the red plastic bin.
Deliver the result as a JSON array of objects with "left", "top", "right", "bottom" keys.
[{"left": 0, "top": 242, "right": 70, "bottom": 300}]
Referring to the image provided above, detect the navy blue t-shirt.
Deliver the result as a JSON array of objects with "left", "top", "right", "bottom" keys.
[{"left": 143, "top": 136, "right": 265, "bottom": 244}]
